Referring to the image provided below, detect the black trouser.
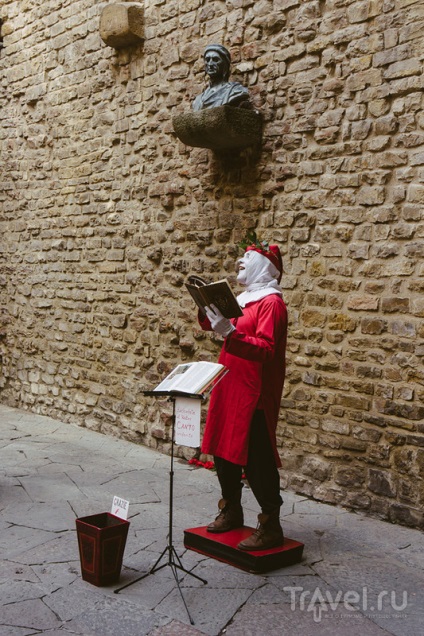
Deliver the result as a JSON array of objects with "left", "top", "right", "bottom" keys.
[{"left": 214, "top": 410, "right": 283, "bottom": 515}]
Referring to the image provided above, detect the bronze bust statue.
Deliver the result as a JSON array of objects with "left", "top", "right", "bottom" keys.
[{"left": 192, "top": 44, "right": 250, "bottom": 111}]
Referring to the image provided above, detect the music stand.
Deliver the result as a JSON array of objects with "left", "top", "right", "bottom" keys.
[{"left": 114, "top": 390, "right": 207, "bottom": 625}]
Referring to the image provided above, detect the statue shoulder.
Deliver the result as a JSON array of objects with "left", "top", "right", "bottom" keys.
[
  {"left": 225, "top": 82, "right": 250, "bottom": 106},
  {"left": 228, "top": 81, "right": 249, "bottom": 93},
  {"left": 192, "top": 81, "right": 250, "bottom": 111}
]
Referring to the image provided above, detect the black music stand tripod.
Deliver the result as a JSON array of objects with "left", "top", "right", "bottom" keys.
[{"left": 114, "top": 390, "right": 207, "bottom": 625}]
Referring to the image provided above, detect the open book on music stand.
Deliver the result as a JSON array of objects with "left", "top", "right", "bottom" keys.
[
  {"left": 147, "top": 360, "right": 228, "bottom": 397},
  {"left": 114, "top": 362, "right": 228, "bottom": 625}
]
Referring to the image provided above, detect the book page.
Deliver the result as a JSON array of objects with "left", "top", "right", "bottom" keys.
[
  {"left": 153, "top": 361, "right": 226, "bottom": 395},
  {"left": 153, "top": 363, "right": 195, "bottom": 392},
  {"left": 170, "top": 361, "right": 224, "bottom": 394}
]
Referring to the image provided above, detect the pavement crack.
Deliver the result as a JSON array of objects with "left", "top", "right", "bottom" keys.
[
  {"left": 69, "top": 501, "right": 79, "bottom": 518},
  {"left": 3, "top": 621, "right": 42, "bottom": 631},
  {"left": 310, "top": 557, "right": 324, "bottom": 567},
  {"left": 9, "top": 434, "right": 32, "bottom": 442},
  {"left": 98, "top": 468, "right": 138, "bottom": 485},
  {"left": 16, "top": 479, "right": 35, "bottom": 503},
  {"left": 41, "top": 596, "right": 62, "bottom": 622},
  {"left": 218, "top": 583, "right": 267, "bottom": 635},
  {"left": 65, "top": 473, "right": 80, "bottom": 490}
]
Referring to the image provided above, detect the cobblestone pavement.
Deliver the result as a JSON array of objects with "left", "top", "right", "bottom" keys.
[{"left": 1, "top": 404, "right": 423, "bottom": 636}]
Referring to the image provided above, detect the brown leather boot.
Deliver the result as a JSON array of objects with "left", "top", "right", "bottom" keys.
[
  {"left": 207, "top": 498, "right": 244, "bottom": 533},
  {"left": 237, "top": 510, "right": 284, "bottom": 550}
]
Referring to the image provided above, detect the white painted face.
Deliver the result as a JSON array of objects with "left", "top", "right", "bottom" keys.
[
  {"left": 237, "top": 250, "right": 278, "bottom": 287},
  {"left": 237, "top": 250, "right": 256, "bottom": 286}
]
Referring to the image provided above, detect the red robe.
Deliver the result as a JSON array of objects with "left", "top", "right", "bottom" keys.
[{"left": 199, "top": 294, "right": 287, "bottom": 467}]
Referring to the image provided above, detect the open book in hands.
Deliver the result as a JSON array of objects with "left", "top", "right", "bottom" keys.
[
  {"left": 185, "top": 275, "right": 243, "bottom": 318},
  {"left": 153, "top": 361, "right": 228, "bottom": 396}
]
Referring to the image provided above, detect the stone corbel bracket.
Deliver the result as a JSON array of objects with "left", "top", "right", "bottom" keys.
[
  {"left": 172, "top": 106, "right": 263, "bottom": 152},
  {"left": 100, "top": 3, "right": 144, "bottom": 49}
]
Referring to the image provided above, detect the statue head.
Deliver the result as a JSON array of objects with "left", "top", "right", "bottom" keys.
[
  {"left": 203, "top": 44, "right": 231, "bottom": 82},
  {"left": 191, "top": 43, "right": 249, "bottom": 111}
]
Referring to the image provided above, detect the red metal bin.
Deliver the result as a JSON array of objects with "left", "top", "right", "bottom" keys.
[{"left": 76, "top": 512, "right": 130, "bottom": 586}]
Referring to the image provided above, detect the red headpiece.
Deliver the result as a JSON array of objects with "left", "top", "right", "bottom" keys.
[
  {"left": 240, "top": 231, "right": 283, "bottom": 282},
  {"left": 245, "top": 244, "right": 283, "bottom": 282}
]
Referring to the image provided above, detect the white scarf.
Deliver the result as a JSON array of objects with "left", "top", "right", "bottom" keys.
[{"left": 236, "top": 251, "right": 283, "bottom": 308}]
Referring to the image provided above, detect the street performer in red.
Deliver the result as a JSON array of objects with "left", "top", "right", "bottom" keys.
[{"left": 198, "top": 233, "right": 288, "bottom": 550}]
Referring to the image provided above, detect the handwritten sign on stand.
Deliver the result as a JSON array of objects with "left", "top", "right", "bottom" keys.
[
  {"left": 111, "top": 496, "right": 129, "bottom": 520},
  {"left": 175, "top": 397, "right": 201, "bottom": 448}
]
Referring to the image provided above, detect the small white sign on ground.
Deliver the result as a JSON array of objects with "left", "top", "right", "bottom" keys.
[{"left": 111, "top": 496, "right": 129, "bottom": 520}]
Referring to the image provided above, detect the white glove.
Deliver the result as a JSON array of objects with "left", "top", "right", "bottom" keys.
[{"left": 205, "top": 304, "right": 236, "bottom": 337}]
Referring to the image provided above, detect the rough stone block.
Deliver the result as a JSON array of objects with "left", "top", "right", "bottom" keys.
[
  {"left": 347, "top": 1, "right": 371, "bottom": 23},
  {"left": 384, "top": 58, "right": 421, "bottom": 79},
  {"left": 347, "top": 296, "right": 379, "bottom": 311},
  {"left": 322, "top": 419, "right": 350, "bottom": 435},
  {"left": 335, "top": 465, "right": 366, "bottom": 487},
  {"left": 368, "top": 469, "right": 397, "bottom": 498},
  {"left": 389, "top": 503, "right": 424, "bottom": 529},
  {"left": 328, "top": 313, "right": 357, "bottom": 332},
  {"left": 407, "top": 184, "right": 424, "bottom": 202},
  {"left": 301, "top": 456, "right": 332, "bottom": 481},
  {"left": 100, "top": 3, "right": 144, "bottom": 48},
  {"left": 381, "top": 297, "right": 410, "bottom": 313},
  {"left": 373, "top": 43, "right": 411, "bottom": 67},
  {"left": 411, "top": 298, "right": 424, "bottom": 317},
  {"left": 357, "top": 185, "right": 386, "bottom": 205}
]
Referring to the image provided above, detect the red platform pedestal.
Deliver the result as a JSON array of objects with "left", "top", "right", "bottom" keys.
[{"left": 184, "top": 526, "right": 304, "bottom": 574}]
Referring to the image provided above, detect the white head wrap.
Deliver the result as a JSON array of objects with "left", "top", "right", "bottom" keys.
[{"left": 236, "top": 250, "right": 282, "bottom": 308}]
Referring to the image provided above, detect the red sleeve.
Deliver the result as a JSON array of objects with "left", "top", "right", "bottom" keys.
[
  {"left": 224, "top": 298, "right": 287, "bottom": 363},
  {"left": 198, "top": 309, "right": 213, "bottom": 332}
]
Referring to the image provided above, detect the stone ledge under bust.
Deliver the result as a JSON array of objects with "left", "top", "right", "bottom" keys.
[{"left": 172, "top": 106, "right": 263, "bottom": 152}]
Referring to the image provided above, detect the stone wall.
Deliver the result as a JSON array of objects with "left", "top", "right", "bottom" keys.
[{"left": 0, "top": 0, "right": 423, "bottom": 529}]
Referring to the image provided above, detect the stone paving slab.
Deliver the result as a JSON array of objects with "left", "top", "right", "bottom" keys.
[
  {"left": 31, "top": 561, "right": 80, "bottom": 594},
  {"left": 2, "top": 501, "right": 75, "bottom": 533},
  {"left": 1, "top": 405, "right": 423, "bottom": 636},
  {"left": 150, "top": 619, "right": 206, "bottom": 635},
  {"left": 1, "top": 597, "right": 64, "bottom": 632},
  {"left": 0, "top": 525, "right": 54, "bottom": 560},
  {"left": 67, "top": 596, "right": 170, "bottom": 636},
  {"left": 0, "top": 561, "right": 40, "bottom": 586},
  {"left": 223, "top": 602, "right": 395, "bottom": 636},
  {"left": 156, "top": 585, "right": 254, "bottom": 635}
]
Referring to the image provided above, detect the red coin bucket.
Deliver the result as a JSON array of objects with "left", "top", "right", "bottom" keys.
[{"left": 76, "top": 512, "right": 130, "bottom": 586}]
